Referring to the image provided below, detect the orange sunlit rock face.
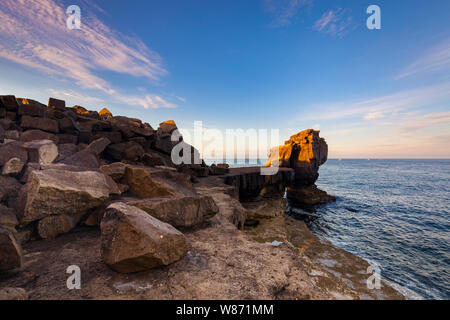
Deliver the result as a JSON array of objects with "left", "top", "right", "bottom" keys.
[
  {"left": 99, "top": 108, "right": 112, "bottom": 116},
  {"left": 265, "top": 129, "right": 328, "bottom": 185},
  {"left": 72, "top": 105, "right": 89, "bottom": 115},
  {"left": 21, "top": 98, "right": 29, "bottom": 105}
]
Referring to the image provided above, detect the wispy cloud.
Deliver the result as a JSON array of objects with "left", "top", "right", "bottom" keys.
[
  {"left": 263, "top": 0, "right": 313, "bottom": 27},
  {"left": 47, "top": 88, "right": 104, "bottom": 104},
  {"left": 364, "top": 111, "right": 384, "bottom": 120},
  {"left": 116, "top": 94, "right": 177, "bottom": 109},
  {"left": 313, "top": 8, "right": 353, "bottom": 37},
  {"left": 398, "top": 112, "right": 450, "bottom": 134},
  {"left": 303, "top": 82, "right": 450, "bottom": 121},
  {"left": 397, "top": 37, "right": 450, "bottom": 79},
  {"left": 0, "top": 0, "right": 176, "bottom": 108}
]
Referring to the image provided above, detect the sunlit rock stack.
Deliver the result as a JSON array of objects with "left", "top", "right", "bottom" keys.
[{"left": 265, "top": 129, "right": 336, "bottom": 206}]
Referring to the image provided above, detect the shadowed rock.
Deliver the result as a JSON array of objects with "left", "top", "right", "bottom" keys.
[
  {"left": 21, "top": 116, "right": 59, "bottom": 134},
  {"left": 0, "top": 141, "right": 28, "bottom": 166},
  {"left": 122, "top": 165, "right": 195, "bottom": 198},
  {"left": 17, "top": 168, "right": 118, "bottom": 226},
  {"left": 0, "top": 227, "right": 23, "bottom": 271},
  {"left": 1, "top": 157, "right": 24, "bottom": 176},
  {"left": 20, "top": 130, "right": 59, "bottom": 144},
  {"left": 0, "top": 204, "right": 18, "bottom": 229},
  {"left": 127, "top": 195, "right": 219, "bottom": 228}
]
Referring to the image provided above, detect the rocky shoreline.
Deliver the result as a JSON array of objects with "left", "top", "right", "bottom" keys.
[{"left": 0, "top": 95, "right": 403, "bottom": 300}]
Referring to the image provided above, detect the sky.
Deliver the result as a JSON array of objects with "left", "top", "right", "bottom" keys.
[{"left": 0, "top": 0, "right": 449, "bottom": 158}]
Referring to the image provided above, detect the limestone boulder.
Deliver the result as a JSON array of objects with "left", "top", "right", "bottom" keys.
[
  {"left": 86, "top": 137, "right": 111, "bottom": 155},
  {"left": 56, "top": 143, "right": 78, "bottom": 161},
  {"left": 48, "top": 97, "right": 66, "bottom": 110},
  {"left": 57, "top": 133, "right": 78, "bottom": 144},
  {"left": 0, "top": 204, "right": 18, "bottom": 229},
  {"left": 37, "top": 213, "right": 85, "bottom": 239},
  {"left": 2, "top": 130, "right": 20, "bottom": 140},
  {"left": 123, "top": 165, "right": 195, "bottom": 199},
  {"left": 0, "top": 227, "right": 23, "bottom": 271},
  {"left": 127, "top": 195, "right": 219, "bottom": 228},
  {"left": 23, "top": 140, "right": 58, "bottom": 165},
  {"left": 17, "top": 99, "right": 46, "bottom": 117},
  {"left": 0, "top": 176, "right": 21, "bottom": 206},
  {"left": 20, "top": 130, "right": 59, "bottom": 144},
  {"left": 93, "top": 131, "right": 122, "bottom": 144},
  {"left": 0, "top": 141, "right": 28, "bottom": 166},
  {"left": 100, "top": 202, "right": 189, "bottom": 273},
  {"left": 100, "top": 162, "right": 127, "bottom": 181},
  {"left": 286, "top": 185, "right": 336, "bottom": 206},
  {"left": 1, "top": 157, "right": 24, "bottom": 176},
  {"left": 21, "top": 115, "right": 59, "bottom": 133},
  {"left": 142, "top": 152, "right": 165, "bottom": 167},
  {"left": 0, "top": 95, "right": 19, "bottom": 112},
  {"left": 60, "top": 149, "right": 99, "bottom": 168},
  {"left": 17, "top": 168, "right": 117, "bottom": 226},
  {"left": 106, "top": 141, "right": 144, "bottom": 161}
]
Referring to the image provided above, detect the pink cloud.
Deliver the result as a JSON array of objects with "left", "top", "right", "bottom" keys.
[{"left": 0, "top": 0, "right": 175, "bottom": 109}]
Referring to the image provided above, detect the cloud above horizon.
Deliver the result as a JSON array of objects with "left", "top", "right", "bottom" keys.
[
  {"left": 263, "top": 0, "right": 313, "bottom": 27},
  {"left": 313, "top": 8, "right": 353, "bottom": 36},
  {"left": 396, "top": 37, "right": 450, "bottom": 79},
  {"left": 303, "top": 82, "right": 450, "bottom": 121},
  {"left": 0, "top": 0, "right": 177, "bottom": 109}
]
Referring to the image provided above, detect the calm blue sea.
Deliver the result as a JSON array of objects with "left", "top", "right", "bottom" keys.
[{"left": 206, "top": 158, "right": 450, "bottom": 300}]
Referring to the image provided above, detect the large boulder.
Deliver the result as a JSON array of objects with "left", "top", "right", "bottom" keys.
[
  {"left": 100, "top": 162, "right": 127, "bottom": 181},
  {"left": 100, "top": 202, "right": 189, "bottom": 273},
  {"left": 127, "top": 195, "right": 219, "bottom": 228},
  {"left": 0, "top": 141, "right": 28, "bottom": 166},
  {"left": 60, "top": 149, "right": 100, "bottom": 168},
  {"left": 21, "top": 115, "right": 59, "bottom": 134},
  {"left": 17, "top": 168, "right": 118, "bottom": 226},
  {"left": 0, "top": 176, "right": 21, "bottom": 206},
  {"left": 17, "top": 99, "right": 46, "bottom": 117},
  {"left": 0, "top": 96, "right": 19, "bottom": 112},
  {"left": 23, "top": 140, "right": 58, "bottom": 165},
  {"left": 105, "top": 141, "right": 144, "bottom": 161},
  {"left": 1, "top": 157, "right": 24, "bottom": 176},
  {"left": 0, "top": 204, "right": 18, "bottom": 229},
  {"left": 48, "top": 97, "right": 66, "bottom": 110},
  {"left": 265, "top": 129, "right": 328, "bottom": 185},
  {"left": 0, "top": 227, "right": 23, "bottom": 271},
  {"left": 37, "top": 213, "right": 85, "bottom": 239},
  {"left": 20, "top": 130, "right": 59, "bottom": 144},
  {"left": 59, "top": 137, "right": 109, "bottom": 168},
  {"left": 56, "top": 144, "right": 78, "bottom": 161},
  {"left": 122, "top": 165, "right": 195, "bottom": 198},
  {"left": 286, "top": 185, "right": 336, "bottom": 206}
]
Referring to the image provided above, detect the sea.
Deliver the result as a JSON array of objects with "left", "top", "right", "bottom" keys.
[{"left": 205, "top": 158, "right": 450, "bottom": 300}]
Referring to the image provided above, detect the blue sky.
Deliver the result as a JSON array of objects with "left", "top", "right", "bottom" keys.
[{"left": 0, "top": 0, "right": 449, "bottom": 158}]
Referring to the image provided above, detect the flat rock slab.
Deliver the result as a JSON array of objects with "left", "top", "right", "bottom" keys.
[
  {"left": 127, "top": 195, "right": 219, "bottom": 228},
  {"left": 18, "top": 168, "right": 115, "bottom": 226}
]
